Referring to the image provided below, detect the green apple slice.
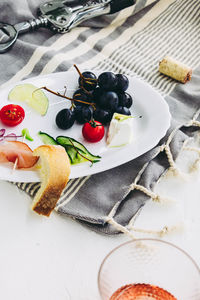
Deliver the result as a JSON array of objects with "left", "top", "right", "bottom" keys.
[{"left": 8, "top": 83, "right": 49, "bottom": 116}]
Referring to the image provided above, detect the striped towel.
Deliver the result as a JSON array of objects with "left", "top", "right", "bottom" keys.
[{"left": 1, "top": 0, "right": 200, "bottom": 235}]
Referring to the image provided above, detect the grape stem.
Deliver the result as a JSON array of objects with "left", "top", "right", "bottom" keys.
[
  {"left": 35, "top": 86, "right": 96, "bottom": 108},
  {"left": 80, "top": 84, "right": 91, "bottom": 95},
  {"left": 73, "top": 64, "right": 82, "bottom": 78},
  {"left": 73, "top": 64, "right": 97, "bottom": 95},
  {"left": 73, "top": 64, "right": 97, "bottom": 82}
]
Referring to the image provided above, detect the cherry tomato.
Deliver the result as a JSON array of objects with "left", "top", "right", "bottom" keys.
[
  {"left": 0, "top": 104, "right": 25, "bottom": 127},
  {"left": 82, "top": 120, "right": 104, "bottom": 143}
]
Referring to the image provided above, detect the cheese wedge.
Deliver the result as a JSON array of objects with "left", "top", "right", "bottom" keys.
[{"left": 107, "top": 113, "right": 133, "bottom": 147}]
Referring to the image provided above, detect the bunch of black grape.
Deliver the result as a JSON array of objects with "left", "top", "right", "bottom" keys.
[{"left": 56, "top": 71, "right": 133, "bottom": 130}]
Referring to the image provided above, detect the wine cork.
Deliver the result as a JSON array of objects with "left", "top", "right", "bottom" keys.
[{"left": 159, "top": 56, "right": 192, "bottom": 83}]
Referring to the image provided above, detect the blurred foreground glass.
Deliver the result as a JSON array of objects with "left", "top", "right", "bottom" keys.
[{"left": 98, "top": 239, "right": 200, "bottom": 300}]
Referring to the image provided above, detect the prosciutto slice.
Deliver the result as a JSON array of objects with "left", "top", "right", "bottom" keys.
[{"left": 0, "top": 141, "right": 38, "bottom": 169}]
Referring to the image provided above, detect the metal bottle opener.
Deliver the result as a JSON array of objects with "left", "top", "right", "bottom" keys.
[{"left": 0, "top": 0, "right": 135, "bottom": 53}]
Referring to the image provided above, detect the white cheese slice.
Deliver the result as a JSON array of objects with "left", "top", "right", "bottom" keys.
[{"left": 107, "top": 113, "right": 133, "bottom": 147}]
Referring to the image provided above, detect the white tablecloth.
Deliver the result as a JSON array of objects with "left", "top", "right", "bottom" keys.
[{"left": 1, "top": 143, "right": 200, "bottom": 300}]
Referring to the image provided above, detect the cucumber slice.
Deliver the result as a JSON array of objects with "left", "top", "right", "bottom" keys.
[
  {"left": 8, "top": 84, "right": 49, "bottom": 116},
  {"left": 56, "top": 136, "right": 101, "bottom": 164},
  {"left": 56, "top": 136, "right": 99, "bottom": 156},
  {"left": 38, "top": 131, "right": 58, "bottom": 145},
  {"left": 66, "top": 147, "right": 86, "bottom": 165}
]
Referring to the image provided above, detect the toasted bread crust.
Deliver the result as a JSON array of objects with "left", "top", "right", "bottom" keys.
[{"left": 32, "top": 145, "right": 70, "bottom": 216}]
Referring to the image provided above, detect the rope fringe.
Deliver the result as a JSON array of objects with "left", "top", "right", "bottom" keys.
[
  {"left": 127, "top": 222, "right": 184, "bottom": 237},
  {"left": 106, "top": 216, "right": 135, "bottom": 239},
  {"left": 191, "top": 108, "right": 200, "bottom": 122},
  {"left": 164, "top": 145, "right": 179, "bottom": 172},
  {"left": 187, "top": 120, "right": 200, "bottom": 127},
  {"left": 189, "top": 158, "right": 200, "bottom": 173},
  {"left": 183, "top": 146, "right": 200, "bottom": 154},
  {"left": 105, "top": 219, "right": 184, "bottom": 238},
  {"left": 161, "top": 125, "right": 182, "bottom": 174},
  {"left": 183, "top": 146, "right": 200, "bottom": 173},
  {"left": 129, "top": 183, "right": 174, "bottom": 204}
]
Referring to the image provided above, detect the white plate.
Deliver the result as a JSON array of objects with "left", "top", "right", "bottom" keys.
[{"left": 0, "top": 71, "right": 171, "bottom": 182}]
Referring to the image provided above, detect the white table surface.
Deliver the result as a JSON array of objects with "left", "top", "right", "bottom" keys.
[{"left": 1, "top": 141, "right": 200, "bottom": 300}]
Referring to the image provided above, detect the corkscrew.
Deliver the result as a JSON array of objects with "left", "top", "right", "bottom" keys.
[{"left": 0, "top": 0, "right": 135, "bottom": 53}]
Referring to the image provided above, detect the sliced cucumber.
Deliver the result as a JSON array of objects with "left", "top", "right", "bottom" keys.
[
  {"left": 37, "top": 132, "right": 101, "bottom": 165},
  {"left": 8, "top": 83, "right": 49, "bottom": 116},
  {"left": 56, "top": 136, "right": 101, "bottom": 164},
  {"left": 66, "top": 147, "right": 86, "bottom": 165},
  {"left": 38, "top": 131, "right": 58, "bottom": 145},
  {"left": 56, "top": 136, "right": 100, "bottom": 157}
]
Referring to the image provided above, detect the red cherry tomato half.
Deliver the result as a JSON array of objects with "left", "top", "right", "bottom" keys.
[
  {"left": 82, "top": 121, "right": 105, "bottom": 143},
  {"left": 0, "top": 104, "right": 25, "bottom": 127}
]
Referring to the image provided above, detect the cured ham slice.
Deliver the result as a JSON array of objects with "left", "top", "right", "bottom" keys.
[
  {"left": 0, "top": 141, "right": 38, "bottom": 169},
  {"left": 0, "top": 152, "right": 8, "bottom": 163}
]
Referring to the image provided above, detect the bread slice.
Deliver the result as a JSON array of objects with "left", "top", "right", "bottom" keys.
[{"left": 32, "top": 145, "right": 71, "bottom": 216}]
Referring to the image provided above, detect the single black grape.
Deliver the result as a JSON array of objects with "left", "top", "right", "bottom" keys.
[
  {"left": 118, "top": 92, "right": 133, "bottom": 108},
  {"left": 56, "top": 109, "right": 75, "bottom": 129},
  {"left": 74, "top": 106, "right": 93, "bottom": 124},
  {"left": 98, "top": 72, "right": 118, "bottom": 91},
  {"left": 79, "top": 71, "right": 97, "bottom": 91},
  {"left": 98, "top": 91, "right": 119, "bottom": 111},
  {"left": 73, "top": 89, "right": 92, "bottom": 106},
  {"left": 93, "top": 108, "right": 113, "bottom": 124},
  {"left": 115, "top": 74, "right": 129, "bottom": 92},
  {"left": 92, "top": 87, "right": 103, "bottom": 105},
  {"left": 116, "top": 106, "right": 131, "bottom": 115}
]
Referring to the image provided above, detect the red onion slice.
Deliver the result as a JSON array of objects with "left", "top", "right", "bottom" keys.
[
  {"left": 0, "top": 129, "right": 23, "bottom": 142},
  {"left": 0, "top": 129, "right": 6, "bottom": 137}
]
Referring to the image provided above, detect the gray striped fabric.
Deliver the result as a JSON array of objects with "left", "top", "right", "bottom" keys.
[{"left": 1, "top": 0, "right": 200, "bottom": 234}]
